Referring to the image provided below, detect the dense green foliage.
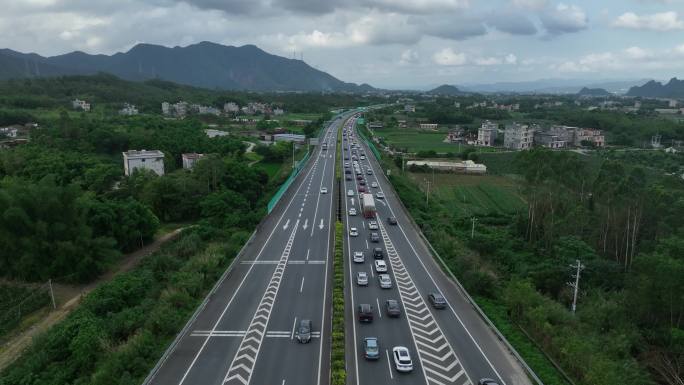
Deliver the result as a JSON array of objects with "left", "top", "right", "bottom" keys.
[
  {"left": 0, "top": 283, "right": 50, "bottom": 339},
  {"left": 331, "top": 222, "right": 346, "bottom": 385},
  {"left": 383, "top": 147, "right": 684, "bottom": 385},
  {"left": 0, "top": 229, "right": 251, "bottom": 385}
]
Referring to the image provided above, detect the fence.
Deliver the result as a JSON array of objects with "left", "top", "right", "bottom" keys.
[
  {"left": 0, "top": 281, "right": 53, "bottom": 339},
  {"left": 355, "top": 120, "right": 382, "bottom": 160},
  {"left": 266, "top": 150, "right": 311, "bottom": 213}
]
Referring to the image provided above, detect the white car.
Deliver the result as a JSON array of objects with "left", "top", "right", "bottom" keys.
[
  {"left": 360, "top": 155, "right": 366, "bottom": 160},
  {"left": 353, "top": 251, "right": 365, "bottom": 263},
  {"left": 392, "top": 346, "right": 413, "bottom": 373},
  {"left": 357, "top": 272, "right": 369, "bottom": 286},
  {"left": 350, "top": 227, "right": 359, "bottom": 237},
  {"left": 371, "top": 182, "right": 378, "bottom": 188},
  {"left": 320, "top": 187, "right": 328, "bottom": 194},
  {"left": 376, "top": 192, "right": 385, "bottom": 199},
  {"left": 349, "top": 207, "right": 357, "bottom": 216},
  {"left": 374, "top": 260, "right": 387, "bottom": 273},
  {"left": 368, "top": 221, "right": 378, "bottom": 230},
  {"left": 378, "top": 274, "right": 392, "bottom": 289},
  {"left": 347, "top": 189, "right": 354, "bottom": 197}
]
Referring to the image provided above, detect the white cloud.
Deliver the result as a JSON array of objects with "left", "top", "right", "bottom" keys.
[
  {"left": 505, "top": 53, "right": 518, "bottom": 64},
  {"left": 540, "top": 3, "right": 588, "bottom": 35},
  {"left": 624, "top": 46, "right": 651, "bottom": 60},
  {"left": 399, "top": 49, "right": 419, "bottom": 65},
  {"left": 433, "top": 48, "right": 467, "bottom": 65},
  {"left": 511, "top": 0, "right": 547, "bottom": 10},
  {"left": 474, "top": 56, "right": 501, "bottom": 65},
  {"left": 612, "top": 11, "right": 684, "bottom": 31}
]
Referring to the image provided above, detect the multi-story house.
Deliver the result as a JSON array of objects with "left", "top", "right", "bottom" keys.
[
  {"left": 123, "top": 150, "right": 165, "bottom": 176},
  {"left": 477, "top": 120, "right": 498, "bottom": 147},
  {"left": 504, "top": 123, "right": 535, "bottom": 150}
]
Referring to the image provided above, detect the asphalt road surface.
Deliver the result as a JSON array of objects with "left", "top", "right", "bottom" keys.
[
  {"left": 341, "top": 118, "right": 533, "bottom": 385},
  {"left": 145, "top": 115, "right": 346, "bottom": 385}
]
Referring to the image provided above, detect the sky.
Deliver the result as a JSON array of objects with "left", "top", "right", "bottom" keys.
[{"left": 1, "top": 0, "right": 683, "bottom": 89}]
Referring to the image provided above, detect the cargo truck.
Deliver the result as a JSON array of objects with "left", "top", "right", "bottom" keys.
[{"left": 361, "top": 193, "right": 376, "bottom": 218}]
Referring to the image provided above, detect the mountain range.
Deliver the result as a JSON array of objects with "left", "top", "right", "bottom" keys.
[
  {"left": 0, "top": 42, "right": 374, "bottom": 93},
  {"left": 427, "top": 84, "right": 467, "bottom": 96},
  {"left": 577, "top": 87, "right": 611, "bottom": 97},
  {"left": 458, "top": 78, "right": 650, "bottom": 94},
  {"left": 626, "top": 78, "right": 684, "bottom": 99}
]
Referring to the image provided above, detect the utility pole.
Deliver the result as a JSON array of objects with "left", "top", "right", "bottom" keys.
[
  {"left": 292, "top": 141, "right": 295, "bottom": 169},
  {"left": 471, "top": 217, "right": 478, "bottom": 239},
  {"left": 567, "top": 259, "right": 585, "bottom": 314},
  {"left": 425, "top": 180, "right": 430, "bottom": 206},
  {"left": 48, "top": 279, "right": 56, "bottom": 310},
  {"left": 402, "top": 154, "right": 405, "bottom": 173}
]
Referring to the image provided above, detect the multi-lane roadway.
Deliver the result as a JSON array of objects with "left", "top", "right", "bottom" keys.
[
  {"left": 145, "top": 115, "right": 344, "bottom": 385},
  {"left": 145, "top": 112, "right": 533, "bottom": 385},
  {"left": 341, "top": 117, "right": 533, "bottom": 385}
]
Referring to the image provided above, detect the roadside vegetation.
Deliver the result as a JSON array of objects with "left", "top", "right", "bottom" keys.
[
  {"left": 0, "top": 74, "right": 348, "bottom": 382},
  {"left": 379, "top": 147, "right": 684, "bottom": 385},
  {"left": 331, "top": 222, "right": 346, "bottom": 385}
]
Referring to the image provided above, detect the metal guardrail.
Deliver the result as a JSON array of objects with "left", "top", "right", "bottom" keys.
[
  {"left": 363, "top": 132, "right": 545, "bottom": 385},
  {"left": 141, "top": 229, "right": 257, "bottom": 385}
]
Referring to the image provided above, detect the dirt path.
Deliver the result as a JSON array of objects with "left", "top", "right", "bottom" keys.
[{"left": 0, "top": 228, "right": 186, "bottom": 372}]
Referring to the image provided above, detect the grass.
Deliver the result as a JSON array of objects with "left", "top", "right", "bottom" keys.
[
  {"left": 374, "top": 127, "right": 467, "bottom": 153},
  {"left": 407, "top": 172, "right": 525, "bottom": 216},
  {"left": 331, "top": 222, "right": 346, "bottom": 385}
]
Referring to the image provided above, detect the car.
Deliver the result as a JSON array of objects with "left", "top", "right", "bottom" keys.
[
  {"left": 346, "top": 175, "right": 353, "bottom": 181},
  {"left": 376, "top": 192, "right": 385, "bottom": 199},
  {"left": 478, "top": 379, "right": 500, "bottom": 385},
  {"left": 371, "top": 181, "right": 378, "bottom": 188},
  {"left": 345, "top": 169, "right": 351, "bottom": 174},
  {"left": 358, "top": 304, "right": 373, "bottom": 322},
  {"left": 349, "top": 207, "right": 357, "bottom": 216},
  {"left": 378, "top": 274, "right": 392, "bottom": 289},
  {"left": 374, "top": 260, "right": 387, "bottom": 273},
  {"left": 359, "top": 180, "right": 366, "bottom": 186},
  {"left": 370, "top": 232, "right": 379, "bottom": 242},
  {"left": 358, "top": 186, "right": 366, "bottom": 193},
  {"left": 392, "top": 346, "right": 413, "bottom": 372},
  {"left": 357, "top": 175, "right": 364, "bottom": 180},
  {"left": 428, "top": 293, "right": 447, "bottom": 309},
  {"left": 363, "top": 337, "right": 380, "bottom": 360},
  {"left": 347, "top": 189, "right": 354, "bottom": 197},
  {"left": 385, "top": 300, "right": 401, "bottom": 317},
  {"left": 367, "top": 169, "right": 373, "bottom": 175},
  {"left": 387, "top": 217, "right": 398, "bottom": 225},
  {"left": 373, "top": 247, "right": 384, "bottom": 259},
  {"left": 344, "top": 162, "right": 350, "bottom": 168},
  {"left": 353, "top": 251, "right": 365, "bottom": 263},
  {"left": 368, "top": 220, "right": 378, "bottom": 230},
  {"left": 344, "top": 156, "right": 349, "bottom": 160},
  {"left": 357, "top": 272, "right": 369, "bottom": 286},
  {"left": 296, "top": 319, "right": 312, "bottom": 343},
  {"left": 360, "top": 155, "right": 366, "bottom": 160},
  {"left": 350, "top": 227, "right": 359, "bottom": 237},
  {"left": 320, "top": 187, "right": 328, "bottom": 194}
]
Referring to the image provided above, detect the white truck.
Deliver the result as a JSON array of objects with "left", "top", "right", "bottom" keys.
[{"left": 361, "top": 193, "right": 376, "bottom": 219}]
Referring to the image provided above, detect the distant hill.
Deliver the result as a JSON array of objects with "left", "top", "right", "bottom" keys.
[
  {"left": 0, "top": 42, "right": 374, "bottom": 93},
  {"left": 627, "top": 78, "right": 684, "bottom": 98},
  {"left": 577, "top": 87, "right": 610, "bottom": 97},
  {"left": 460, "top": 78, "right": 649, "bottom": 94},
  {"left": 427, "top": 84, "right": 466, "bottom": 96}
]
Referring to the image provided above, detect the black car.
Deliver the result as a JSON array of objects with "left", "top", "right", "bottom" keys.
[
  {"left": 387, "top": 217, "right": 398, "bottom": 225},
  {"left": 373, "top": 247, "right": 384, "bottom": 259},
  {"left": 346, "top": 175, "right": 353, "bottom": 181},
  {"left": 296, "top": 319, "right": 312, "bottom": 343},
  {"left": 358, "top": 304, "right": 373, "bottom": 323},
  {"left": 428, "top": 293, "right": 447, "bottom": 309},
  {"left": 386, "top": 300, "right": 401, "bottom": 317}
]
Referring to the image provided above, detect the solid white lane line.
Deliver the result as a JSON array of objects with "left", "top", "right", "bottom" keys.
[
  {"left": 291, "top": 317, "right": 297, "bottom": 340},
  {"left": 365, "top": 240, "right": 369, "bottom": 249},
  {"left": 376, "top": 298, "right": 382, "bottom": 319},
  {"left": 300, "top": 276, "right": 305, "bottom": 293},
  {"left": 306, "top": 249, "right": 310, "bottom": 261},
  {"left": 385, "top": 350, "right": 394, "bottom": 380}
]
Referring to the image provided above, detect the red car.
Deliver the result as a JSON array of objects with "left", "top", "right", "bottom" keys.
[{"left": 358, "top": 186, "right": 366, "bottom": 192}]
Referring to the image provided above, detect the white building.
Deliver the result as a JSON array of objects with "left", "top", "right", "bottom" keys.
[
  {"left": 273, "top": 133, "right": 306, "bottom": 144},
  {"left": 419, "top": 123, "right": 438, "bottom": 129},
  {"left": 198, "top": 105, "right": 221, "bottom": 115},
  {"left": 504, "top": 123, "right": 535, "bottom": 150},
  {"left": 477, "top": 120, "right": 498, "bottom": 147},
  {"left": 406, "top": 160, "right": 487, "bottom": 174},
  {"left": 123, "top": 150, "right": 165, "bottom": 176},
  {"left": 182, "top": 153, "right": 205, "bottom": 169},
  {"left": 119, "top": 103, "right": 138, "bottom": 116},
  {"left": 272, "top": 108, "right": 285, "bottom": 116},
  {"left": 0, "top": 127, "right": 18, "bottom": 138},
  {"left": 72, "top": 99, "right": 91, "bottom": 112},
  {"left": 205, "top": 129, "right": 230, "bottom": 138},
  {"left": 404, "top": 104, "right": 416, "bottom": 113},
  {"left": 224, "top": 102, "right": 240, "bottom": 113}
]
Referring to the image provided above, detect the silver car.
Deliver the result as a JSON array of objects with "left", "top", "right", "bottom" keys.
[
  {"left": 357, "top": 272, "right": 369, "bottom": 286},
  {"left": 353, "top": 251, "right": 365, "bottom": 263},
  {"left": 378, "top": 274, "right": 392, "bottom": 289}
]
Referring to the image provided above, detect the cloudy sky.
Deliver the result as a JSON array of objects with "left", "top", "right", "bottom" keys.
[{"left": 1, "top": 0, "right": 683, "bottom": 88}]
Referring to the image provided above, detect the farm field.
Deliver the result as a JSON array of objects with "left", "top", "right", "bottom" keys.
[
  {"left": 374, "top": 127, "right": 468, "bottom": 153},
  {"left": 407, "top": 172, "right": 525, "bottom": 216}
]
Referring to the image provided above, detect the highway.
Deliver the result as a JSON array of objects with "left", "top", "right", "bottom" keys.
[
  {"left": 145, "top": 115, "right": 345, "bottom": 385},
  {"left": 342, "top": 117, "right": 533, "bottom": 385}
]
